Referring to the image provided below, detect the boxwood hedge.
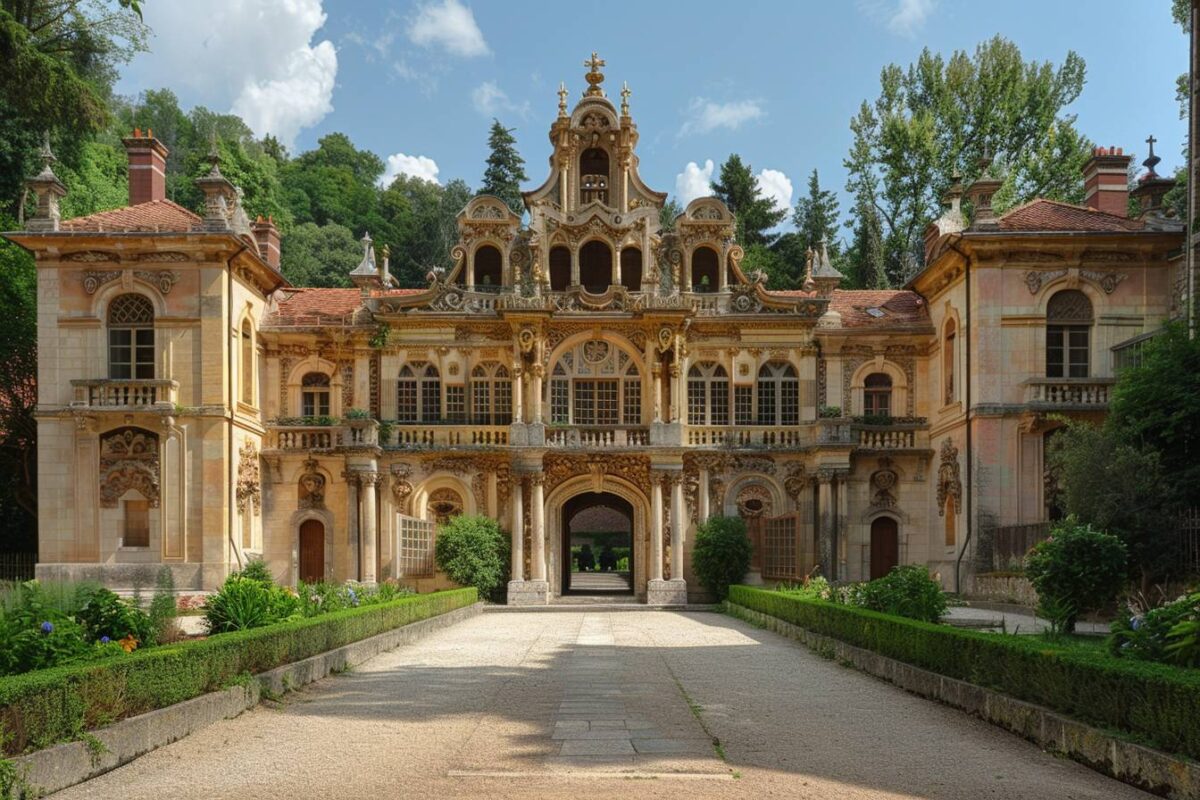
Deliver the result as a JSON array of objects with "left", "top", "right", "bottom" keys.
[
  {"left": 0, "top": 588, "right": 476, "bottom": 756},
  {"left": 728, "top": 585, "right": 1200, "bottom": 760}
]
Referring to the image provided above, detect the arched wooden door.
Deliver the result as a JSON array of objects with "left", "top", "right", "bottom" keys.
[
  {"left": 299, "top": 520, "right": 325, "bottom": 583},
  {"left": 870, "top": 517, "right": 899, "bottom": 580}
]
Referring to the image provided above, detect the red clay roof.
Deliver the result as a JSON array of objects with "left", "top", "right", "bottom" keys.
[
  {"left": 996, "top": 199, "right": 1143, "bottom": 233},
  {"left": 768, "top": 289, "right": 929, "bottom": 329},
  {"left": 266, "top": 287, "right": 423, "bottom": 326},
  {"left": 60, "top": 200, "right": 202, "bottom": 232}
]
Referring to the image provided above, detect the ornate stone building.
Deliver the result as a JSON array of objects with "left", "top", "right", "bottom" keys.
[{"left": 5, "top": 57, "right": 1185, "bottom": 603}]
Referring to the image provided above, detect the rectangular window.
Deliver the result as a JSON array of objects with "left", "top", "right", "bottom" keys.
[
  {"left": 763, "top": 514, "right": 797, "bottom": 579},
  {"left": 494, "top": 380, "right": 512, "bottom": 425},
  {"left": 471, "top": 381, "right": 490, "bottom": 424},
  {"left": 734, "top": 386, "right": 753, "bottom": 425},
  {"left": 574, "top": 380, "right": 594, "bottom": 425},
  {"left": 757, "top": 384, "right": 776, "bottom": 426},
  {"left": 443, "top": 385, "right": 464, "bottom": 423},
  {"left": 1067, "top": 328, "right": 1089, "bottom": 378},
  {"left": 687, "top": 380, "right": 706, "bottom": 425},
  {"left": 108, "top": 329, "right": 132, "bottom": 379},
  {"left": 711, "top": 379, "right": 729, "bottom": 425},
  {"left": 123, "top": 499, "right": 150, "bottom": 548},
  {"left": 421, "top": 380, "right": 441, "bottom": 422},
  {"left": 1046, "top": 327, "right": 1065, "bottom": 378},
  {"left": 241, "top": 332, "right": 254, "bottom": 405},
  {"left": 134, "top": 329, "right": 155, "bottom": 379},
  {"left": 622, "top": 379, "right": 641, "bottom": 426},
  {"left": 397, "top": 515, "right": 435, "bottom": 578},
  {"left": 397, "top": 381, "right": 417, "bottom": 422},
  {"left": 780, "top": 380, "right": 799, "bottom": 425},
  {"left": 301, "top": 390, "right": 329, "bottom": 418},
  {"left": 551, "top": 379, "right": 570, "bottom": 423},
  {"left": 864, "top": 391, "right": 891, "bottom": 417},
  {"left": 572, "top": 380, "right": 619, "bottom": 425},
  {"left": 595, "top": 379, "right": 618, "bottom": 425},
  {"left": 1047, "top": 325, "right": 1089, "bottom": 379}
]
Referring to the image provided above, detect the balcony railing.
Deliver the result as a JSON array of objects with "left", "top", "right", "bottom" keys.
[
  {"left": 390, "top": 425, "right": 509, "bottom": 448},
  {"left": 70, "top": 379, "right": 178, "bottom": 409},
  {"left": 686, "top": 426, "right": 808, "bottom": 448},
  {"left": 546, "top": 426, "right": 649, "bottom": 448},
  {"left": 852, "top": 424, "right": 929, "bottom": 451},
  {"left": 267, "top": 420, "right": 379, "bottom": 452},
  {"left": 1024, "top": 378, "right": 1115, "bottom": 409}
]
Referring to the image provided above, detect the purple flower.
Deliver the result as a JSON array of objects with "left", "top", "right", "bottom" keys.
[
  {"left": 40, "top": 621, "right": 53, "bottom": 634},
  {"left": 1130, "top": 617, "right": 1142, "bottom": 631},
  {"left": 100, "top": 635, "right": 111, "bottom": 644}
]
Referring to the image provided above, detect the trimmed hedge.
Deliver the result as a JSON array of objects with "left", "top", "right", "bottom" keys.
[
  {"left": 0, "top": 588, "right": 476, "bottom": 756},
  {"left": 729, "top": 585, "right": 1200, "bottom": 760}
]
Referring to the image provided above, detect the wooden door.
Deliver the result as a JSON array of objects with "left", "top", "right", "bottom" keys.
[
  {"left": 299, "top": 520, "right": 324, "bottom": 583},
  {"left": 870, "top": 517, "right": 899, "bottom": 580}
]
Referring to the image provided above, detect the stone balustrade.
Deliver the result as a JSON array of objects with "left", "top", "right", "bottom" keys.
[
  {"left": 852, "top": 424, "right": 929, "bottom": 451},
  {"left": 269, "top": 426, "right": 342, "bottom": 451},
  {"left": 1024, "top": 378, "right": 1115, "bottom": 408},
  {"left": 685, "top": 426, "right": 807, "bottom": 448},
  {"left": 546, "top": 426, "right": 649, "bottom": 448},
  {"left": 391, "top": 425, "right": 509, "bottom": 448},
  {"left": 70, "top": 378, "right": 179, "bottom": 409}
]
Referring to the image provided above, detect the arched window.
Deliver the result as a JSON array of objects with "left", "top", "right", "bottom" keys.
[
  {"left": 580, "top": 148, "right": 610, "bottom": 205},
  {"left": 943, "top": 318, "right": 956, "bottom": 405},
  {"left": 691, "top": 246, "right": 719, "bottom": 292},
  {"left": 687, "top": 363, "right": 730, "bottom": 425},
  {"left": 579, "top": 240, "right": 613, "bottom": 293},
  {"left": 620, "top": 247, "right": 643, "bottom": 291},
  {"left": 863, "top": 373, "right": 893, "bottom": 418},
  {"left": 473, "top": 245, "right": 502, "bottom": 288},
  {"left": 470, "top": 364, "right": 513, "bottom": 425},
  {"left": 1046, "top": 290, "right": 1093, "bottom": 378},
  {"left": 397, "top": 363, "right": 441, "bottom": 423},
  {"left": 300, "top": 372, "right": 330, "bottom": 418},
  {"left": 549, "top": 246, "right": 571, "bottom": 291},
  {"left": 107, "top": 293, "right": 155, "bottom": 379},
  {"left": 240, "top": 320, "right": 254, "bottom": 405},
  {"left": 756, "top": 362, "right": 799, "bottom": 425},
  {"left": 548, "top": 341, "right": 642, "bottom": 426}
]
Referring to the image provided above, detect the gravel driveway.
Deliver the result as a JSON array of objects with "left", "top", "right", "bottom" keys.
[{"left": 52, "top": 609, "right": 1152, "bottom": 799}]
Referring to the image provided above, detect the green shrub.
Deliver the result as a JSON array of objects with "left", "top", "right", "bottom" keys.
[
  {"left": 0, "top": 582, "right": 95, "bottom": 676},
  {"left": 691, "top": 516, "right": 751, "bottom": 601},
  {"left": 1025, "top": 519, "right": 1126, "bottom": 632},
  {"left": 149, "top": 567, "right": 179, "bottom": 643},
  {"left": 75, "top": 588, "right": 155, "bottom": 646},
  {"left": 202, "top": 575, "right": 300, "bottom": 634},
  {"left": 1109, "top": 595, "right": 1195, "bottom": 662},
  {"left": 238, "top": 559, "right": 274, "bottom": 585},
  {"left": 434, "top": 515, "right": 509, "bottom": 602},
  {"left": 851, "top": 565, "right": 946, "bottom": 623},
  {"left": 0, "top": 588, "right": 476, "bottom": 756},
  {"left": 729, "top": 585, "right": 1200, "bottom": 761}
]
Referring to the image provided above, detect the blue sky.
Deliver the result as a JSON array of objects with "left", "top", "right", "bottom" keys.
[{"left": 118, "top": 0, "right": 1187, "bottom": 228}]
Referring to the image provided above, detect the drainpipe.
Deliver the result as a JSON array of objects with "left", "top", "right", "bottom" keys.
[
  {"left": 227, "top": 243, "right": 247, "bottom": 572},
  {"left": 947, "top": 237, "right": 972, "bottom": 595}
]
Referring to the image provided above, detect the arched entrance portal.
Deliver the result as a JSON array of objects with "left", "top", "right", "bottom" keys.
[
  {"left": 561, "top": 492, "right": 634, "bottom": 595},
  {"left": 870, "top": 516, "right": 899, "bottom": 580},
  {"left": 299, "top": 519, "right": 325, "bottom": 583}
]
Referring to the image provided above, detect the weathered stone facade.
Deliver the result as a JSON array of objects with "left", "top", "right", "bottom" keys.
[{"left": 5, "top": 59, "right": 1184, "bottom": 602}]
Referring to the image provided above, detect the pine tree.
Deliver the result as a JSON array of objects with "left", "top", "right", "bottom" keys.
[
  {"left": 849, "top": 196, "right": 888, "bottom": 289},
  {"left": 793, "top": 169, "right": 841, "bottom": 256},
  {"left": 480, "top": 119, "right": 528, "bottom": 215},
  {"left": 711, "top": 154, "right": 786, "bottom": 248}
]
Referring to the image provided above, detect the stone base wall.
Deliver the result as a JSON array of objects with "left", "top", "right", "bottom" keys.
[
  {"left": 967, "top": 573, "right": 1037, "bottom": 607},
  {"left": 35, "top": 561, "right": 231, "bottom": 594}
]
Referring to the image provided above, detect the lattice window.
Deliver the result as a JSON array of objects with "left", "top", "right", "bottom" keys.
[
  {"left": 551, "top": 374, "right": 570, "bottom": 423},
  {"left": 622, "top": 378, "right": 641, "bottom": 426},
  {"left": 548, "top": 341, "right": 642, "bottom": 425},
  {"left": 469, "top": 363, "right": 512, "bottom": 425},
  {"left": 734, "top": 386, "right": 753, "bottom": 425},
  {"left": 471, "top": 366, "right": 491, "bottom": 424},
  {"left": 445, "top": 385, "right": 465, "bottom": 423},
  {"left": 396, "top": 515, "right": 435, "bottom": 578},
  {"left": 687, "top": 363, "right": 730, "bottom": 425},
  {"left": 757, "top": 362, "right": 799, "bottom": 426},
  {"left": 397, "top": 363, "right": 442, "bottom": 422},
  {"left": 107, "top": 293, "right": 155, "bottom": 380},
  {"left": 397, "top": 366, "right": 417, "bottom": 421},
  {"left": 763, "top": 514, "right": 798, "bottom": 580}
]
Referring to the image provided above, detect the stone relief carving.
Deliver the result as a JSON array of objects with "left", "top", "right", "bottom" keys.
[
  {"left": 870, "top": 457, "right": 898, "bottom": 509},
  {"left": 390, "top": 464, "right": 414, "bottom": 514},
  {"left": 80, "top": 270, "right": 121, "bottom": 294},
  {"left": 133, "top": 270, "right": 179, "bottom": 295},
  {"left": 543, "top": 453, "right": 649, "bottom": 495},
  {"left": 64, "top": 251, "right": 118, "bottom": 264},
  {"left": 428, "top": 488, "right": 464, "bottom": 524},
  {"left": 235, "top": 441, "right": 261, "bottom": 514},
  {"left": 1023, "top": 269, "right": 1069, "bottom": 295},
  {"left": 298, "top": 458, "right": 326, "bottom": 510},
  {"left": 783, "top": 462, "right": 808, "bottom": 503},
  {"left": 99, "top": 427, "right": 160, "bottom": 508},
  {"left": 1080, "top": 269, "right": 1128, "bottom": 294},
  {"left": 134, "top": 251, "right": 190, "bottom": 263},
  {"left": 936, "top": 439, "right": 962, "bottom": 516}
]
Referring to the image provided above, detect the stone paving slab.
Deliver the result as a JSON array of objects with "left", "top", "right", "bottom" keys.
[{"left": 52, "top": 610, "right": 1154, "bottom": 800}]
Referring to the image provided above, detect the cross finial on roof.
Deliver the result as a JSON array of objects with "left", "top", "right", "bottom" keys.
[
  {"left": 584, "top": 51, "right": 605, "bottom": 72},
  {"left": 1143, "top": 134, "right": 1161, "bottom": 176},
  {"left": 620, "top": 81, "right": 631, "bottom": 116},
  {"left": 557, "top": 81, "right": 568, "bottom": 116},
  {"left": 583, "top": 51, "right": 606, "bottom": 97}
]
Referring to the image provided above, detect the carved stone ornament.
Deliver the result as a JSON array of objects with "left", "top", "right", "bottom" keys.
[
  {"left": 1024, "top": 269, "right": 1068, "bottom": 295},
  {"left": 870, "top": 457, "right": 898, "bottom": 509},
  {"left": 783, "top": 462, "right": 808, "bottom": 502},
  {"left": 543, "top": 453, "right": 649, "bottom": 495},
  {"left": 81, "top": 270, "right": 121, "bottom": 294},
  {"left": 735, "top": 484, "right": 773, "bottom": 518},
  {"left": 64, "top": 251, "right": 119, "bottom": 264},
  {"left": 1080, "top": 269, "right": 1128, "bottom": 294},
  {"left": 936, "top": 439, "right": 962, "bottom": 517},
  {"left": 298, "top": 458, "right": 326, "bottom": 510},
  {"left": 518, "top": 326, "right": 537, "bottom": 355},
  {"left": 582, "top": 340, "right": 609, "bottom": 364},
  {"left": 391, "top": 463, "right": 414, "bottom": 514},
  {"left": 428, "top": 488, "right": 464, "bottom": 525},
  {"left": 657, "top": 326, "right": 674, "bottom": 353},
  {"left": 134, "top": 251, "right": 190, "bottom": 263},
  {"left": 134, "top": 270, "right": 180, "bottom": 294},
  {"left": 99, "top": 427, "right": 160, "bottom": 508},
  {"left": 235, "top": 441, "right": 261, "bottom": 514}
]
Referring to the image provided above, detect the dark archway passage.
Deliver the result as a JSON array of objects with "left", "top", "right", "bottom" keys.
[{"left": 561, "top": 492, "right": 633, "bottom": 594}]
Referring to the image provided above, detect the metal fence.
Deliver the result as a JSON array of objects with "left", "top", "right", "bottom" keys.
[
  {"left": 1179, "top": 508, "right": 1200, "bottom": 576},
  {"left": 0, "top": 552, "right": 36, "bottom": 582},
  {"left": 990, "top": 523, "right": 1051, "bottom": 571}
]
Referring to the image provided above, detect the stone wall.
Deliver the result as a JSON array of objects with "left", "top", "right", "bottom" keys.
[{"left": 967, "top": 572, "right": 1037, "bottom": 606}]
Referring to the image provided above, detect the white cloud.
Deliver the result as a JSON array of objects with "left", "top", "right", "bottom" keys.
[
  {"left": 125, "top": 0, "right": 337, "bottom": 149},
  {"left": 471, "top": 81, "right": 529, "bottom": 118},
  {"left": 408, "top": 0, "right": 489, "bottom": 57},
  {"left": 858, "top": 0, "right": 936, "bottom": 37},
  {"left": 756, "top": 169, "right": 793, "bottom": 214},
  {"left": 679, "top": 98, "right": 764, "bottom": 137},
  {"left": 675, "top": 160, "right": 715, "bottom": 206},
  {"left": 380, "top": 153, "right": 441, "bottom": 186}
]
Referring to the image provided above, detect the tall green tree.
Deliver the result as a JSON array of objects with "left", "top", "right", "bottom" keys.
[
  {"left": 381, "top": 174, "right": 472, "bottom": 287},
  {"left": 279, "top": 222, "right": 361, "bottom": 288},
  {"left": 711, "top": 154, "right": 786, "bottom": 248},
  {"left": 479, "top": 119, "right": 527, "bottom": 215},
  {"left": 793, "top": 169, "right": 841, "bottom": 255},
  {"left": 844, "top": 36, "right": 1091, "bottom": 285},
  {"left": 659, "top": 197, "right": 682, "bottom": 232}
]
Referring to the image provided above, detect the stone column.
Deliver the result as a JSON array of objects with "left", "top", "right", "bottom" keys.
[
  {"left": 817, "top": 470, "right": 835, "bottom": 580},
  {"left": 652, "top": 363, "right": 663, "bottom": 423},
  {"left": 531, "top": 365, "right": 544, "bottom": 425},
  {"left": 718, "top": 243, "right": 728, "bottom": 292},
  {"left": 836, "top": 471, "right": 849, "bottom": 580},
  {"left": 613, "top": 245, "right": 621, "bottom": 287},
  {"left": 345, "top": 473, "right": 359, "bottom": 582},
  {"left": 669, "top": 363, "right": 682, "bottom": 423},
  {"left": 698, "top": 468, "right": 710, "bottom": 523},
  {"left": 670, "top": 471, "right": 685, "bottom": 583},
  {"left": 683, "top": 248, "right": 692, "bottom": 291},
  {"left": 360, "top": 472, "right": 378, "bottom": 584},
  {"left": 649, "top": 472, "right": 664, "bottom": 582},
  {"left": 570, "top": 247, "right": 580, "bottom": 287},
  {"left": 510, "top": 475, "right": 525, "bottom": 582},
  {"left": 512, "top": 363, "right": 524, "bottom": 423},
  {"left": 530, "top": 474, "right": 546, "bottom": 581}
]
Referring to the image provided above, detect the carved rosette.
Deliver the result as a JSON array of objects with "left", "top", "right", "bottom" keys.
[
  {"left": 235, "top": 441, "right": 261, "bottom": 514},
  {"left": 870, "top": 457, "right": 898, "bottom": 509},
  {"left": 99, "top": 427, "right": 160, "bottom": 508},
  {"left": 936, "top": 440, "right": 962, "bottom": 516}
]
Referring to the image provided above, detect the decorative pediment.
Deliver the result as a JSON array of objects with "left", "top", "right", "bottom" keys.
[{"left": 99, "top": 427, "right": 160, "bottom": 508}]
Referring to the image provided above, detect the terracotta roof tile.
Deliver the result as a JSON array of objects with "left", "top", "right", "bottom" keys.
[
  {"left": 266, "top": 287, "right": 423, "bottom": 326},
  {"left": 60, "top": 200, "right": 202, "bottom": 232},
  {"left": 996, "top": 199, "right": 1143, "bottom": 232},
  {"left": 769, "top": 288, "right": 930, "bottom": 329}
]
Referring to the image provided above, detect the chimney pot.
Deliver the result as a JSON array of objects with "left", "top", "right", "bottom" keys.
[
  {"left": 1081, "top": 143, "right": 1131, "bottom": 217},
  {"left": 251, "top": 217, "right": 282, "bottom": 270},
  {"left": 122, "top": 132, "right": 169, "bottom": 206}
]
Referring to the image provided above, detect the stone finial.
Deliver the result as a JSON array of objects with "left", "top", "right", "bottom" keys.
[
  {"left": 24, "top": 131, "right": 68, "bottom": 232},
  {"left": 620, "top": 81, "right": 631, "bottom": 116},
  {"left": 965, "top": 147, "right": 1004, "bottom": 230},
  {"left": 349, "top": 231, "right": 381, "bottom": 289},
  {"left": 193, "top": 134, "right": 235, "bottom": 231},
  {"left": 1143, "top": 134, "right": 1161, "bottom": 178},
  {"left": 583, "top": 51, "right": 606, "bottom": 98},
  {"left": 812, "top": 238, "right": 842, "bottom": 281},
  {"left": 557, "top": 82, "right": 568, "bottom": 117}
]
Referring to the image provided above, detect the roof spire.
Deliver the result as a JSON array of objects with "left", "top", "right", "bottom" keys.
[
  {"left": 583, "top": 51, "right": 606, "bottom": 98},
  {"left": 620, "top": 81, "right": 631, "bottom": 116},
  {"left": 557, "top": 81, "right": 568, "bottom": 117}
]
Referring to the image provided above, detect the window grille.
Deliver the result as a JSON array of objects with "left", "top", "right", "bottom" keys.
[
  {"left": 763, "top": 514, "right": 798, "bottom": 579},
  {"left": 734, "top": 386, "right": 753, "bottom": 425},
  {"left": 445, "top": 385, "right": 465, "bottom": 423},
  {"left": 622, "top": 378, "right": 641, "bottom": 425},
  {"left": 107, "top": 294, "right": 155, "bottom": 380},
  {"left": 396, "top": 515, "right": 435, "bottom": 578},
  {"left": 551, "top": 378, "right": 570, "bottom": 423}
]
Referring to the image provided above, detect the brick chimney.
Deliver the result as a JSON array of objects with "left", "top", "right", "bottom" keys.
[
  {"left": 251, "top": 215, "right": 281, "bottom": 269},
  {"left": 1082, "top": 146, "right": 1131, "bottom": 217},
  {"left": 121, "top": 128, "right": 169, "bottom": 206}
]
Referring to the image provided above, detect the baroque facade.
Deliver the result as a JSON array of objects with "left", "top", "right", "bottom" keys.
[{"left": 5, "top": 57, "right": 1186, "bottom": 603}]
